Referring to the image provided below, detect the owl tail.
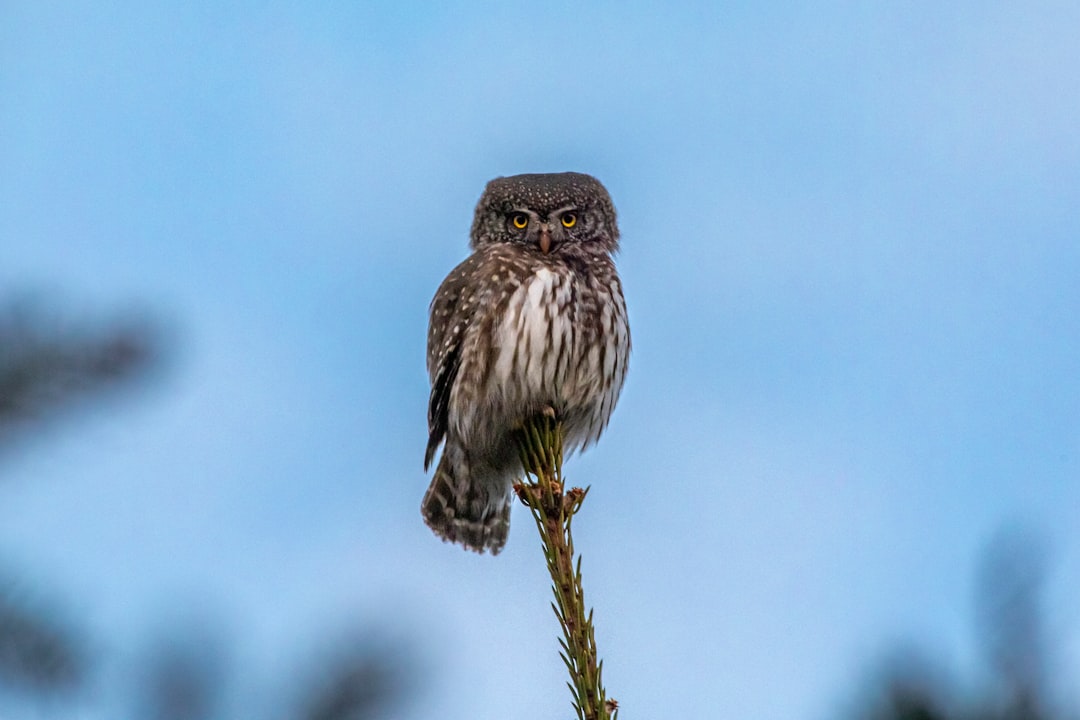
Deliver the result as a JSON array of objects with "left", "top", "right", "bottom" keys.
[{"left": 421, "top": 456, "right": 510, "bottom": 555}]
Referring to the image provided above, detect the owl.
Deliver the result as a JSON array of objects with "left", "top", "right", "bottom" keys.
[{"left": 422, "top": 172, "right": 630, "bottom": 554}]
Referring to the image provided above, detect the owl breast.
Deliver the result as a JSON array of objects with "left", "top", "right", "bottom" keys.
[{"left": 487, "top": 264, "right": 629, "bottom": 452}]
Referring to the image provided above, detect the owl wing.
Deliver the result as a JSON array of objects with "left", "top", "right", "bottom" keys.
[{"left": 424, "top": 254, "right": 482, "bottom": 470}]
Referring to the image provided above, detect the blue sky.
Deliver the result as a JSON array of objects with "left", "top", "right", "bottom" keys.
[{"left": 2, "top": 1, "right": 1079, "bottom": 717}]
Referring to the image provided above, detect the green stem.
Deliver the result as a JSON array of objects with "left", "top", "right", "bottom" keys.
[{"left": 514, "top": 413, "right": 618, "bottom": 720}]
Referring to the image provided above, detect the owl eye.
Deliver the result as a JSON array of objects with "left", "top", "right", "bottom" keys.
[
  {"left": 510, "top": 213, "right": 529, "bottom": 229},
  {"left": 560, "top": 212, "right": 577, "bottom": 228}
]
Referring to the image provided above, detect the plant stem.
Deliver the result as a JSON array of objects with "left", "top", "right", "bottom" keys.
[{"left": 513, "top": 412, "right": 618, "bottom": 720}]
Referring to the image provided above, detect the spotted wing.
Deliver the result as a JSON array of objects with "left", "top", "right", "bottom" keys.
[{"left": 424, "top": 254, "right": 482, "bottom": 470}]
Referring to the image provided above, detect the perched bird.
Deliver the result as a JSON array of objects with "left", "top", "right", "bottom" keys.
[{"left": 422, "top": 172, "right": 630, "bottom": 554}]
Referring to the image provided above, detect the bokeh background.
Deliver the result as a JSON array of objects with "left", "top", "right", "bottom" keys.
[{"left": 2, "top": 2, "right": 1079, "bottom": 718}]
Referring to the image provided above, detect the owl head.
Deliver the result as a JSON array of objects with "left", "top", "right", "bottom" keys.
[{"left": 469, "top": 172, "right": 619, "bottom": 255}]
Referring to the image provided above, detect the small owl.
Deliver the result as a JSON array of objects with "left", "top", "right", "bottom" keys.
[{"left": 422, "top": 172, "right": 630, "bottom": 554}]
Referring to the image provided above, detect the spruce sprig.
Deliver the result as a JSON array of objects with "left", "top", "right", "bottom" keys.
[{"left": 514, "top": 410, "right": 619, "bottom": 720}]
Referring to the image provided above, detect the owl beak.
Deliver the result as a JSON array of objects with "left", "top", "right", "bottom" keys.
[{"left": 538, "top": 225, "right": 553, "bottom": 254}]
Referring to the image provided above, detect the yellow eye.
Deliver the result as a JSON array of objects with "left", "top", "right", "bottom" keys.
[
  {"left": 560, "top": 212, "right": 577, "bottom": 228},
  {"left": 511, "top": 213, "right": 529, "bottom": 229}
]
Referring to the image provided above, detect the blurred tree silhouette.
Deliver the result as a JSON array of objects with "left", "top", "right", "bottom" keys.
[
  {"left": 848, "top": 528, "right": 1075, "bottom": 720},
  {"left": 0, "top": 300, "right": 146, "bottom": 711},
  {"left": 0, "top": 573, "right": 85, "bottom": 699},
  {"left": 294, "top": 631, "right": 413, "bottom": 720},
  {"left": 0, "top": 298, "right": 416, "bottom": 719},
  {"left": 976, "top": 531, "right": 1049, "bottom": 719},
  {"left": 0, "top": 300, "right": 158, "bottom": 448},
  {"left": 131, "top": 622, "right": 228, "bottom": 720}
]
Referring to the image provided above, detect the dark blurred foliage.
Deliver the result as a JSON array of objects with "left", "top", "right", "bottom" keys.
[
  {"left": 975, "top": 531, "right": 1049, "bottom": 719},
  {"left": 126, "top": 619, "right": 416, "bottom": 720},
  {"left": 0, "top": 300, "right": 160, "bottom": 448},
  {"left": 0, "top": 573, "right": 85, "bottom": 699},
  {"left": 130, "top": 622, "right": 228, "bottom": 720},
  {"left": 847, "top": 528, "right": 1076, "bottom": 720},
  {"left": 855, "top": 647, "right": 957, "bottom": 720},
  {"left": 0, "top": 298, "right": 418, "bottom": 719},
  {"left": 295, "top": 631, "right": 414, "bottom": 720}
]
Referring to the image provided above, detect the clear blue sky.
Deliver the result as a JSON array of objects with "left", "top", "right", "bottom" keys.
[{"left": 2, "top": 2, "right": 1079, "bottom": 718}]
